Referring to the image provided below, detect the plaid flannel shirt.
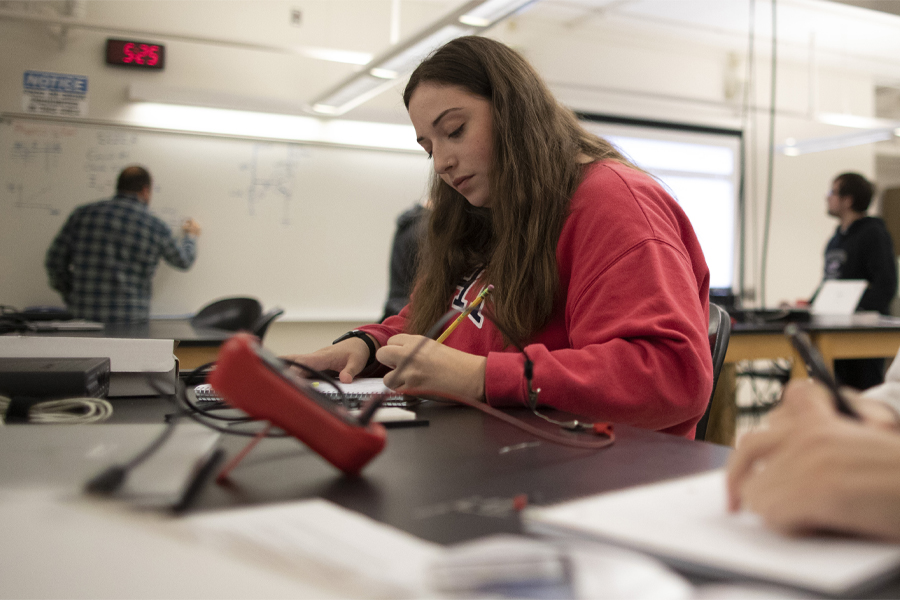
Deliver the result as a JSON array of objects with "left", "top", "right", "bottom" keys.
[{"left": 45, "top": 194, "right": 196, "bottom": 322}]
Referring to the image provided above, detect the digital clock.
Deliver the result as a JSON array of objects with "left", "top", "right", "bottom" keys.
[{"left": 105, "top": 38, "right": 165, "bottom": 70}]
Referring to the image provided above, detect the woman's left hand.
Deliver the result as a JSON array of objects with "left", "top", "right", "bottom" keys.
[{"left": 376, "top": 334, "right": 487, "bottom": 403}]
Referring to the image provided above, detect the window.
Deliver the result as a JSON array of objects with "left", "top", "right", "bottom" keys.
[{"left": 581, "top": 118, "right": 741, "bottom": 292}]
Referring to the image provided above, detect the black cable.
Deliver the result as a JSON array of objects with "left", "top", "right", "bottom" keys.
[
  {"left": 104, "top": 301, "right": 614, "bottom": 482},
  {"left": 355, "top": 305, "right": 613, "bottom": 447},
  {"left": 489, "top": 313, "right": 599, "bottom": 433},
  {"left": 759, "top": 0, "right": 777, "bottom": 307},
  {"left": 179, "top": 359, "right": 349, "bottom": 426},
  {"left": 737, "top": 0, "right": 756, "bottom": 304},
  {"left": 84, "top": 409, "right": 180, "bottom": 495},
  {"left": 82, "top": 359, "right": 329, "bottom": 497},
  {"left": 180, "top": 362, "right": 256, "bottom": 423},
  {"left": 281, "top": 359, "right": 350, "bottom": 410},
  {"left": 81, "top": 318, "right": 468, "bottom": 494},
  {"left": 0, "top": 305, "right": 33, "bottom": 334}
]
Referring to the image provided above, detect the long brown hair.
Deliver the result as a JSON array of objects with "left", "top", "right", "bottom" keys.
[{"left": 403, "top": 36, "right": 633, "bottom": 344}]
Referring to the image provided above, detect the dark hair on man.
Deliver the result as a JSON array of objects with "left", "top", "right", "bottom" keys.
[
  {"left": 834, "top": 172, "right": 874, "bottom": 213},
  {"left": 116, "top": 166, "right": 152, "bottom": 194}
]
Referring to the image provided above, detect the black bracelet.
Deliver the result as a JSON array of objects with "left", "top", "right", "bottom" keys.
[{"left": 332, "top": 330, "right": 377, "bottom": 368}]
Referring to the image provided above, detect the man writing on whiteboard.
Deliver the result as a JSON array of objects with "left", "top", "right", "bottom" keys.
[{"left": 45, "top": 165, "right": 201, "bottom": 322}]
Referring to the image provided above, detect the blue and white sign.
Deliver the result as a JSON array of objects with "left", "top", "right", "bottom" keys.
[{"left": 22, "top": 70, "right": 88, "bottom": 117}]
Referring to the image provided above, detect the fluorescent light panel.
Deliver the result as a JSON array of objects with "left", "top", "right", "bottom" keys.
[
  {"left": 816, "top": 112, "right": 900, "bottom": 130},
  {"left": 370, "top": 67, "right": 399, "bottom": 80},
  {"left": 459, "top": 0, "right": 536, "bottom": 23},
  {"left": 120, "top": 102, "right": 420, "bottom": 152},
  {"left": 298, "top": 46, "right": 372, "bottom": 65},
  {"left": 315, "top": 74, "right": 390, "bottom": 109},
  {"left": 376, "top": 24, "right": 469, "bottom": 74},
  {"left": 779, "top": 128, "right": 896, "bottom": 156},
  {"left": 309, "top": 0, "right": 536, "bottom": 116}
]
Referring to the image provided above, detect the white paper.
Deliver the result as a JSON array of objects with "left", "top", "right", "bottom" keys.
[
  {"left": 0, "top": 490, "right": 335, "bottom": 598},
  {"left": 183, "top": 499, "right": 443, "bottom": 597},
  {"left": 524, "top": 470, "right": 900, "bottom": 595}
]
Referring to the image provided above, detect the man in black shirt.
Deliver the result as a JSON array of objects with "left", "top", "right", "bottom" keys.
[{"left": 817, "top": 172, "right": 898, "bottom": 389}]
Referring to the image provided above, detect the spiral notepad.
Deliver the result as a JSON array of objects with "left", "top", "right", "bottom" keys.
[{"left": 195, "top": 378, "right": 409, "bottom": 408}]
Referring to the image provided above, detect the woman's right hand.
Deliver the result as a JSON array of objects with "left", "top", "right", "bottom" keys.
[
  {"left": 282, "top": 336, "right": 375, "bottom": 383},
  {"left": 726, "top": 379, "right": 900, "bottom": 540}
]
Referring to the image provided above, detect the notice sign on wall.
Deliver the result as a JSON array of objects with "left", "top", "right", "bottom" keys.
[{"left": 22, "top": 70, "right": 88, "bottom": 117}]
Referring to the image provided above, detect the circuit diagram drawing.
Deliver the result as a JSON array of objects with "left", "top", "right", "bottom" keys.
[
  {"left": 234, "top": 143, "right": 306, "bottom": 225},
  {"left": 5, "top": 138, "right": 64, "bottom": 214}
]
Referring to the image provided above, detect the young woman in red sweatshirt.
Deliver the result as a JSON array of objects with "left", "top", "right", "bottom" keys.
[{"left": 288, "top": 36, "right": 712, "bottom": 439}]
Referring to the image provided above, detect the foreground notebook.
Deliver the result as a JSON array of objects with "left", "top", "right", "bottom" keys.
[
  {"left": 524, "top": 469, "right": 900, "bottom": 596},
  {"left": 0, "top": 422, "right": 221, "bottom": 509}
]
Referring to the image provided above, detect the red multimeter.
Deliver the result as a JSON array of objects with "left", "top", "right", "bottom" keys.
[{"left": 208, "top": 333, "right": 386, "bottom": 475}]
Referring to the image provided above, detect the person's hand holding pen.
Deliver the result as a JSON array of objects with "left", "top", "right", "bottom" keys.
[
  {"left": 377, "top": 333, "right": 488, "bottom": 403},
  {"left": 377, "top": 285, "right": 494, "bottom": 403},
  {"left": 726, "top": 379, "right": 900, "bottom": 541}
]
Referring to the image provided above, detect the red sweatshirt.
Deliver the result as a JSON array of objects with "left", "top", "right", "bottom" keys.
[{"left": 361, "top": 160, "right": 712, "bottom": 439}]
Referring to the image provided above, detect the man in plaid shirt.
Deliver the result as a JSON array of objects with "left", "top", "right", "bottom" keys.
[{"left": 45, "top": 165, "right": 201, "bottom": 323}]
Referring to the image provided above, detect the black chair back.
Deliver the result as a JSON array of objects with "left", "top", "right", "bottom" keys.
[
  {"left": 191, "top": 297, "right": 262, "bottom": 332},
  {"left": 695, "top": 303, "right": 732, "bottom": 441},
  {"left": 252, "top": 307, "right": 285, "bottom": 340}
]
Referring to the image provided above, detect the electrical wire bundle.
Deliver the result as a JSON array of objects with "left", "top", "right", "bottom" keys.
[
  {"left": 0, "top": 305, "right": 33, "bottom": 334},
  {"left": 84, "top": 307, "right": 617, "bottom": 495},
  {"left": 179, "top": 307, "right": 617, "bottom": 457},
  {"left": 0, "top": 394, "right": 113, "bottom": 424}
]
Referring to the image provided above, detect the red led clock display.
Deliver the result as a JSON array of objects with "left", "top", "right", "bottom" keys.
[{"left": 105, "top": 39, "right": 165, "bottom": 70}]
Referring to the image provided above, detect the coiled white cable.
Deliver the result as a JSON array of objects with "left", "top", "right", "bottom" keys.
[{"left": 0, "top": 396, "right": 113, "bottom": 424}]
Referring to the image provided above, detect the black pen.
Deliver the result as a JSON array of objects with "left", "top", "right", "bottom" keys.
[{"left": 784, "top": 323, "right": 861, "bottom": 419}]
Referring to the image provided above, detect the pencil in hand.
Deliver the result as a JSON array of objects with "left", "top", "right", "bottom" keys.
[{"left": 435, "top": 285, "right": 494, "bottom": 344}]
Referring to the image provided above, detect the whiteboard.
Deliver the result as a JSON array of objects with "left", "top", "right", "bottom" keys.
[{"left": 0, "top": 117, "right": 431, "bottom": 320}]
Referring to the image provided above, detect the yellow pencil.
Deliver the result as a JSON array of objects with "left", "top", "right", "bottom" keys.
[{"left": 435, "top": 284, "right": 493, "bottom": 344}]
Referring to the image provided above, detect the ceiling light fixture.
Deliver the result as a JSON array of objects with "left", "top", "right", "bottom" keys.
[
  {"left": 119, "top": 102, "right": 420, "bottom": 152},
  {"left": 309, "top": 0, "right": 537, "bottom": 116},
  {"left": 816, "top": 112, "right": 900, "bottom": 130},
  {"left": 778, "top": 128, "right": 896, "bottom": 156}
]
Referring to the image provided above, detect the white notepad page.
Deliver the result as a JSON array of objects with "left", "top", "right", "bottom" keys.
[
  {"left": 524, "top": 469, "right": 900, "bottom": 596},
  {"left": 183, "top": 498, "right": 442, "bottom": 597}
]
